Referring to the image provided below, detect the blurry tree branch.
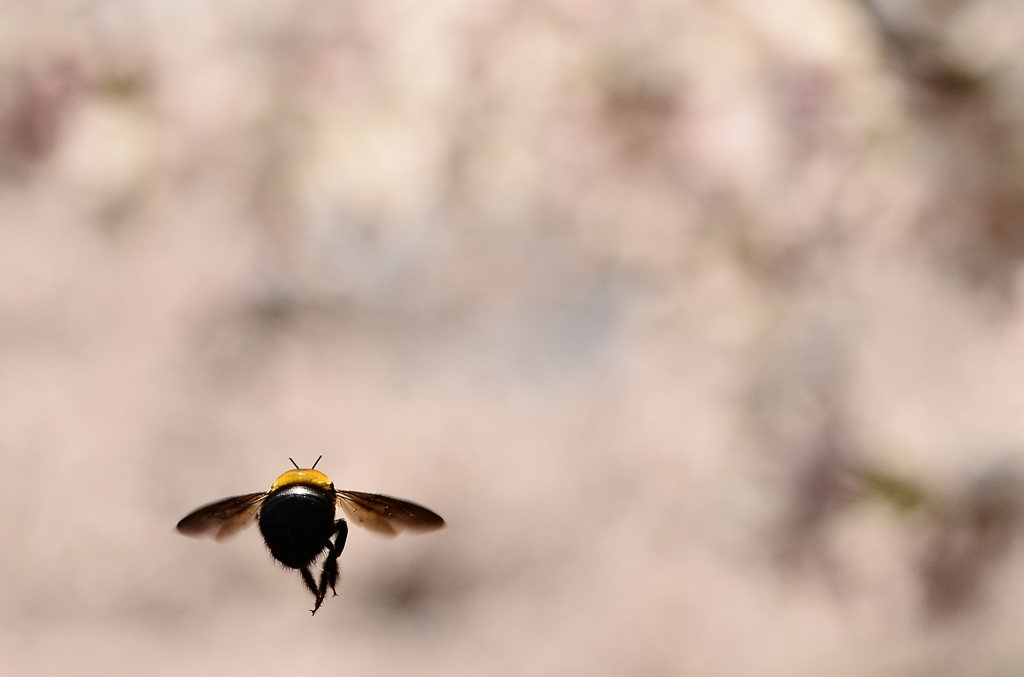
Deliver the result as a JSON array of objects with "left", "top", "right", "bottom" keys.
[{"left": 855, "top": 0, "right": 1024, "bottom": 296}]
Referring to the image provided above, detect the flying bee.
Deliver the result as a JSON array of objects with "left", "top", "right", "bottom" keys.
[{"left": 176, "top": 456, "right": 445, "bottom": 614}]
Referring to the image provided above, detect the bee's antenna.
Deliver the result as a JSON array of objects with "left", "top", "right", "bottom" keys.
[
  {"left": 311, "top": 455, "right": 323, "bottom": 470},
  {"left": 289, "top": 457, "right": 300, "bottom": 470}
]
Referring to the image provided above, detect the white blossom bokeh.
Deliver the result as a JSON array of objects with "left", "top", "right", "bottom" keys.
[{"left": 2, "top": 0, "right": 1024, "bottom": 675}]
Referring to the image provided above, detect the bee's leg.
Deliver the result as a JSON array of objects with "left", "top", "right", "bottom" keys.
[
  {"left": 314, "top": 519, "right": 349, "bottom": 612},
  {"left": 298, "top": 565, "right": 319, "bottom": 600}
]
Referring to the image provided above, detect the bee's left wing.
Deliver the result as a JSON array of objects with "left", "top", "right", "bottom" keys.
[
  {"left": 176, "top": 492, "right": 267, "bottom": 541},
  {"left": 336, "top": 490, "right": 445, "bottom": 537}
]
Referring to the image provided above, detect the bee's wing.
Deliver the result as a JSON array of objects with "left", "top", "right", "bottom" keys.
[
  {"left": 336, "top": 490, "right": 445, "bottom": 537},
  {"left": 176, "top": 492, "right": 267, "bottom": 541}
]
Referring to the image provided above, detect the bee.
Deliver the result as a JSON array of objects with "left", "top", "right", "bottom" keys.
[{"left": 176, "top": 456, "right": 445, "bottom": 614}]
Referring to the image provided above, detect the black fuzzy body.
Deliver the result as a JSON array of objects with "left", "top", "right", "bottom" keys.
[
  {"left": 257, "top": 484, "right": 348, "bottom": 613},
  {"left": 258, "top": 485, "right": 336, "bottom": 568}
]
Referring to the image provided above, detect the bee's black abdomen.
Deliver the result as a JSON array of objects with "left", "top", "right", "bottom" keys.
[{"left": 258, "top": 485, "right": 336, "bottom": 569}]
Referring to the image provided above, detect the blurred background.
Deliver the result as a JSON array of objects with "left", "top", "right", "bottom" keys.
[{"left": 2, "top": 0, "right": 1024, "bottom": 674}]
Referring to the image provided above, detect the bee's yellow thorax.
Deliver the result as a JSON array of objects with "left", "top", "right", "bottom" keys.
[{"left": 269, "top": 468, "right": 334, "bottom": 493}]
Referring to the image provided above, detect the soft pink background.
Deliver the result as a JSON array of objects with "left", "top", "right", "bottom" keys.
[{"left": 2, "top": 0, "right": 1024, "bottom": 675}]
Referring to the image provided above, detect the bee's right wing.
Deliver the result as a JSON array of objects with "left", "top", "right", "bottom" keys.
[
  {"left": 336, "top": 490, "right": 445, "bottom": 537},
  {"left": 176, "top": 492, "right": 267, "bottom": 541}
]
